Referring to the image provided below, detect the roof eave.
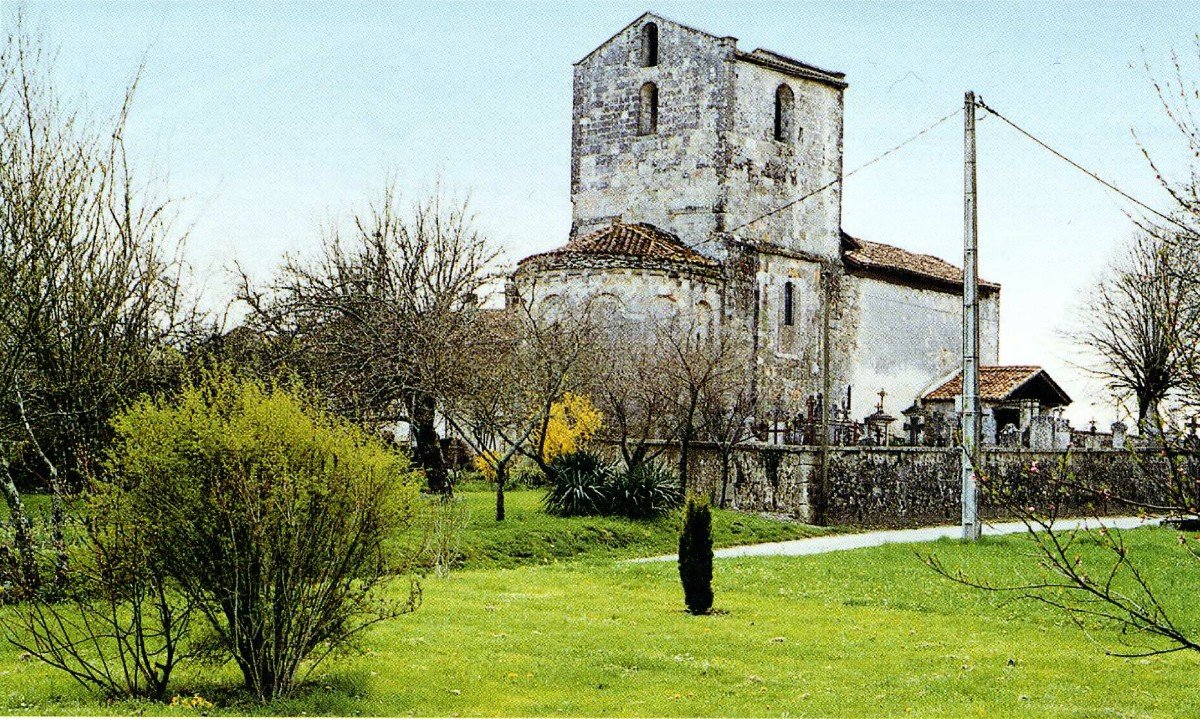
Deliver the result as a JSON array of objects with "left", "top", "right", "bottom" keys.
[
  {"left": 515, "top": 251, "right": 721, "bottom": 276},
  {"left": 845, "top": 260, "right": 1001, "bottom": 295},
  {"left": 1009, "top": 370, "right": 1073, "bottom": 407},
  {"left": 734, "top": 50, "right": 848, "bottom": 89}
]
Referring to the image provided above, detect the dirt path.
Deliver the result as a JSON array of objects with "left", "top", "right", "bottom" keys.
[{"left": 634, "top": 515, "right": 1159, "bottom": 562}]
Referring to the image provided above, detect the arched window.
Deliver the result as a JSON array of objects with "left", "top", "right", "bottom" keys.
[
  {"left": 641, "top": 23, "right": 658, "bottom": 67},
  {"left": 774, "top": 84, "right": 794, "bottom": 143},
  {"left": 638, "top": 82, "right": 658, "bottom": 136},
  {"left": 783, "top": 281, "right": 795, "bottom": 326}
]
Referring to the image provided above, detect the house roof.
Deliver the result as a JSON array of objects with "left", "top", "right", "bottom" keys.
[
  {"left": 517, "top": 221, "right": 720, "bottom": 270},
  {"left": 841, "top": 232, "right": 1000, "bottom": 294},
  {"left": 923, "top": 366, "right": 1072, "bottom": 407}
]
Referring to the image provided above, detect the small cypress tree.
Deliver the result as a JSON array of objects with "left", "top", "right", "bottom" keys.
[{"left": 678, "top": 495, "right": 714, "bottom": 614}]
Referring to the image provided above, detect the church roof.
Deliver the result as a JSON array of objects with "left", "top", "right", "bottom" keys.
[
  {"left": 923, "top": 366, "right": 1072, "bottom": 407},
  {"left": 841, "top": 232, "right": 1000, "bottom": 294},
  {"left": 735, "top": 49, "right": 847, "bottom": 89},
  {"left": 517, "top": 221, "right": 720, "bottom": 271}
]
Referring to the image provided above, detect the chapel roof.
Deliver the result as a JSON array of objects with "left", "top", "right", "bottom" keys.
[
  {"left": 923, "top": 366, "right": 1072, "bottom": 407},
  {"left": 517, "top": 221, "right": 719, "bottom": 271},
  {"left": 841, "top": 232, "right": 1001, "bottom": 294}
]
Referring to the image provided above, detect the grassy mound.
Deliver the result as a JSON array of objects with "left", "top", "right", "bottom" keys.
[{"left": 434, "top": 489, "right": 828, "bottom": 571}]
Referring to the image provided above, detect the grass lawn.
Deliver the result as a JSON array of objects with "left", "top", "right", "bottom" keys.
[{"left": 3, "top": 519, "right": 1200, "bottom": 716}]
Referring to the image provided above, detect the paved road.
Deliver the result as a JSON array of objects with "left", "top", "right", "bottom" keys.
[{"left": 633, "top": 515, "right": 1161, "bottom": 563}]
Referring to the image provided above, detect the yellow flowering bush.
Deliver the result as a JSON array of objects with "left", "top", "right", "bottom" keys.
[
  {"left": 473, "top": 450, "right": 501, "bottom": 482},
  {"left": 539, "top": 392, "right": 602, "bottom": 464}
]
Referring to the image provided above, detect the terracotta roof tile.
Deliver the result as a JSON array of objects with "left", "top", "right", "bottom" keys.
[
  {"left": 841, "top": 232, "right": 1000, "bottom": 293},
  {"left": 518, "top": 221, "right": 719, "bottom": 269},
  {"left": 924, "top": 365, "right": 1071, "bottom": 406}
]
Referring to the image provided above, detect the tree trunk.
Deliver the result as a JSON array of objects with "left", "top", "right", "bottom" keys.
[
  {"left": 0, "top": 464, "right": 38, "bottom": 596},
  {"left": 411, "top": 392, "right": 450, "bottom": 495},
  {"left": 45, "top": 464, "right": 68, "bottom": 591},
  {"left": 679, "top": 430, "right": 692, "bottom": 495},
  {"left": 678, "top": 396, "right": 699, "bottom": 494},
  {"left": 495, "top": 465, "right": 506, "bottom": 522},
  {"left": 718, "top": 452, "right": 731, "bottom": 508}
]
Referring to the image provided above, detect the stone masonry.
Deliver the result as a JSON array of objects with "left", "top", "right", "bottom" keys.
[{"left": 516, "top": 12, "right": 1006, "bottom": 426}]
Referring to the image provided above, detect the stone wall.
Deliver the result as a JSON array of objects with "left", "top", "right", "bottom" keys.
[
  {"left": 755, "top": 253, "right": 826, "bottom": 400},
  {"left": 512, "top": 260, "right": 724, "bottom": 325},
  {"left": 572, "top": 15, "right": 734, "bottom": 249},
  {"left": 726, "top": 59, "right": 843, "bottom": 261},
  {"left": 622, "top": 441, "right": 1192, "bottom": 528},
  {"left": 570, "top": 14, "right": 844, "bottom": 262}
]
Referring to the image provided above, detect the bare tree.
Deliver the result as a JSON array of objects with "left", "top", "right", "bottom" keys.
[
  {"left": 699, "top": 351, "right": 759, "bottom": 508},
  {"left": 0, "top": 16, "right": 196, "bottom": 595},
  {"left": 439, "top": 306, "right": 525, "bottom": 521},
  {"left": 1137, "top": 38, "right": 1200, "bottom": 232},
  {"left": 1073, "top": 228, "right": 1200, "bottom": 432},
  {"left": 653, "top": 315, "right": 750, "bottom": 493},
  {"left": 238, "top": 184, "right": 499, "bottom": 495},
  {"left": 1133, "top": 37, "right": 1200, "bottom": 414},
  {"left": 587, "top": 328, "right": 676, "bottom": 473},
  {"left": 441, "top": 284, "right": 601, "bottom": 519},
  {"left": 580, "top": 307, "right": 758, "bottom": 498}
]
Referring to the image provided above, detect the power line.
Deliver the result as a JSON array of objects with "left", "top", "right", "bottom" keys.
[
  {"left": 975, "top": 99, "right": 1199, "bottom": 239},
  {"left": 726, "top": 107, "right": 962, "bottom": 235}
]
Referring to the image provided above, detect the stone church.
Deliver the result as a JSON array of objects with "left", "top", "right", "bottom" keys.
[{"left": 512, "top": 12, "right": 1003, "bottom": 425}]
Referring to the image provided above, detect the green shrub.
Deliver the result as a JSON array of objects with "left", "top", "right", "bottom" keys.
[
  {"left": 678, "top": 495, "right": 714, "bottom": 615},
  {"left": 608, "top": 463, "right": 683, "bottom": 519},
  {"left": 543, "top": 459, "right": 682, "bottom": 520},
  {"left": 549, "top": 449, "right": 607, "bottom": 482},
  {"left": 543, "top": 468, "right": 610, "bottom": 517},
  {"left": 102, "top": 370, "right": 423, "bottom": 700},
  {"left": 6, "top": 487, "right": 192, "bottom": 701}
]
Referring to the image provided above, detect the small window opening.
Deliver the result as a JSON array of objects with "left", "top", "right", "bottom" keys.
[
  {"left": 774, "top": 84, "right": 794, "bottom": 143},
  {"left": 638, "top": 82, "right": 658, "bottom": 135},
  {"left": 641, "top": 23, "right": 658, "bottom": 67},
  {"left": 783, "top": 281, "right": 795, "bottom": 326}
]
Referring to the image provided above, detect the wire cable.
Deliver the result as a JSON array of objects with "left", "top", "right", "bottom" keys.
[
  {"left": 726, "top": 107, "right": 963, "bottom": 234},
  {"left": 975, "top": 98, "right": 1199, "bottom": 238}
]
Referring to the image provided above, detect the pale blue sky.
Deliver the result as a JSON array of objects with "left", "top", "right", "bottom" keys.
[{"left": 13, "top": 1, "right": 1200, "bottom": 424}]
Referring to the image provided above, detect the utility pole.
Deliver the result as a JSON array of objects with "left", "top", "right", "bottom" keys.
[{"left": 961, "top": 91, "right": 982, "bottom": 541}]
